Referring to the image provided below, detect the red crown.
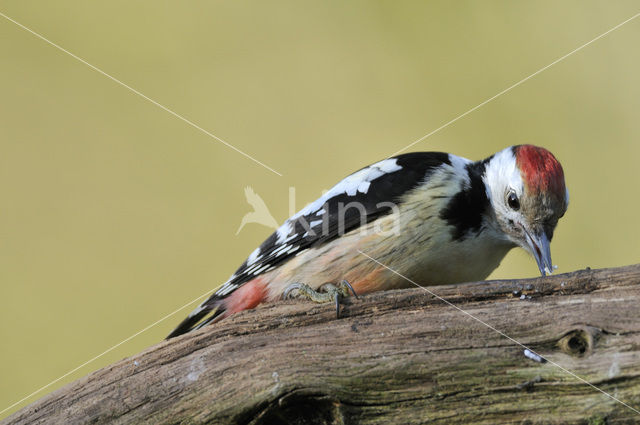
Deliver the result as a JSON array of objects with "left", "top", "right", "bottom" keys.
[{"left": 514, "top": 145, "right": 566, "bottom": 200}]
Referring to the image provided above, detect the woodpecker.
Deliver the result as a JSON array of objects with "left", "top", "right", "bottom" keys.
[{"left": 167, "top": 145, "right": 568, "bottom": 339}]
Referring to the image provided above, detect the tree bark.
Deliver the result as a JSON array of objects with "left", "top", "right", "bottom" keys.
[{"left": 4, "top": 265, "right": 640, "bottom": 425}]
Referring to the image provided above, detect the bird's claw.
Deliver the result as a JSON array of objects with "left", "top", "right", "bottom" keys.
[{"left": 282, "top": 279, "right": 358, "bottom": 318}]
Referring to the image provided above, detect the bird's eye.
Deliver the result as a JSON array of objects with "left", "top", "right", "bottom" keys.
[{"left": 507, "top": 192, "right": 520, "bottom": 211}]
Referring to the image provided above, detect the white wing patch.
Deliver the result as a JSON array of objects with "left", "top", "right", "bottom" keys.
[
  {"left": 211, "top": 157, "right": 405, "bottom": 301},
  {"left": 247, "top": 247, "right": 261, "bottom": 266},
  {"left": 269, "top": 158, "right": 404, "bottom": 244},
  {"left": 335, "top": 159, "right": 400, "bottom": 196},
  {"left": 173, "top": 153, "right": 469, "bottom": 337},
  {"left": 309, "top": 219, "right": 322, "bottom": 228},
  {"left": 275, "top": 221, "right": 294, "bottom": 243},
  {"left": 357, "top": 181, "right": 371, "bottom": 194},
  {"left": 290, "top": 158, "right": 402, "bottom": 219},
  {"left": 377, "top": 158, "right": 403, "bottom": 173},
  {"left": 212, "top": 278, "right": 239, "bottom": 298},
  {"left": 273, "top": 243, "right": 291, "bottom": 257},
  {"left": 252, "top": 264, "right": 271, "bottom": 275}
]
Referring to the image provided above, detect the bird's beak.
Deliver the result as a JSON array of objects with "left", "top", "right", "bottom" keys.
[{"left": 521, "top": 226, "right": 553, "bottom": 276}]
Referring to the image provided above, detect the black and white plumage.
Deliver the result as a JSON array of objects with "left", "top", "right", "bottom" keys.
[
  {"left": 219, "top": 153, "right": 452, "bottom": 293},
  {"left": 167, "top": 146, "right": 568, "bottom": 339}
]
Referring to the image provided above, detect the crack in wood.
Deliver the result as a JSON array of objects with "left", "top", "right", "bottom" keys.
[{"left": 4, "top": 264, "right": 640, "bottom": 425}]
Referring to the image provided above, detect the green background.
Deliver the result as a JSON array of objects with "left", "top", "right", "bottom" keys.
[{"left": 1, "top": 1, "right": 639, "bottom": 419}]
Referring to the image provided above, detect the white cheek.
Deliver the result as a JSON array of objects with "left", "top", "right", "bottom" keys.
[
  {"left": 507, "top": 210, "right": 523, "bottom": 225},
  {"left": 490, "top": 201, "right": 524, "bottom": 243},
  {"left": 483, "top": 147, "right": 524, "bottom": 207}
]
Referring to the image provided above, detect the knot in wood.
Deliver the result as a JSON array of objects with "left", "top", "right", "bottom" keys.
[
  {"left": 251, "top": 392, "right": 345, "bottom": 425},
  {"left": 557, "top": 325, "right": 600, "bottom": 357}
]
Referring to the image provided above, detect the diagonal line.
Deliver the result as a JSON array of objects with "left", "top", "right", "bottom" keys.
[
  {"left": 2, "top": 7, "right": 639, "bottom": 420},
  {"left": 0, "top": 11, "right": 283, "bottom": 177},
  {"left": 0, "top": 287, "right": 216, "bottom": 417},
  {"left": 357, "top": 250, "right": 640, "bottom": 415},
  {"left": 389, "top": 11, "right": 640, "bottom": 157}
]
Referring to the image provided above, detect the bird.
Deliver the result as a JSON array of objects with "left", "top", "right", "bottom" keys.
[
  {"left": 235, "top": 186, "right": 279, "bottom": 235},
  {"left": 167, "top": 145, "right": 568, "bottom": 339}
]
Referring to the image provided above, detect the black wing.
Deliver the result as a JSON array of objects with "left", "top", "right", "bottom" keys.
[{"left": 166, "top": 152, "right": 452, "bottom": 338}]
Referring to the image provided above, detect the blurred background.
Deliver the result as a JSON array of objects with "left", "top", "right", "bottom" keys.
[{"left": 1, "top": 0, "right": 639, "bottom": 418}]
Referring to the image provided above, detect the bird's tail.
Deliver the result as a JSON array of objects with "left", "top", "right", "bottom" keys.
[{"left": 165, "top": 298, "right": 226, "bottom": 339}]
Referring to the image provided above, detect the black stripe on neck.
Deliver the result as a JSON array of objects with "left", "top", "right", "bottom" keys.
[{"left": 439, "top": 161, "right": 490, "bottom": 241}]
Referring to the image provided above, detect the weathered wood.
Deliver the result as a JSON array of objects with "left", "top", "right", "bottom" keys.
[{"left": 4, "top": 265, "right": 640, "bottom": 425}]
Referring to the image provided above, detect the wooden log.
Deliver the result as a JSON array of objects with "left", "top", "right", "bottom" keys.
[{"left": 3, "top": 265, "right": 640, "bottom": 424}]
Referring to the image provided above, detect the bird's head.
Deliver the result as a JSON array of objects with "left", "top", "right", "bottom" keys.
[{"left": 483, "top": 145, "right": 569, "bottom": 276}]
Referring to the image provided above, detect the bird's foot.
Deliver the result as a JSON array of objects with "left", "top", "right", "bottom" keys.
[{"left": 283, "top": 280, "right": 358, "bottom": 318}]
